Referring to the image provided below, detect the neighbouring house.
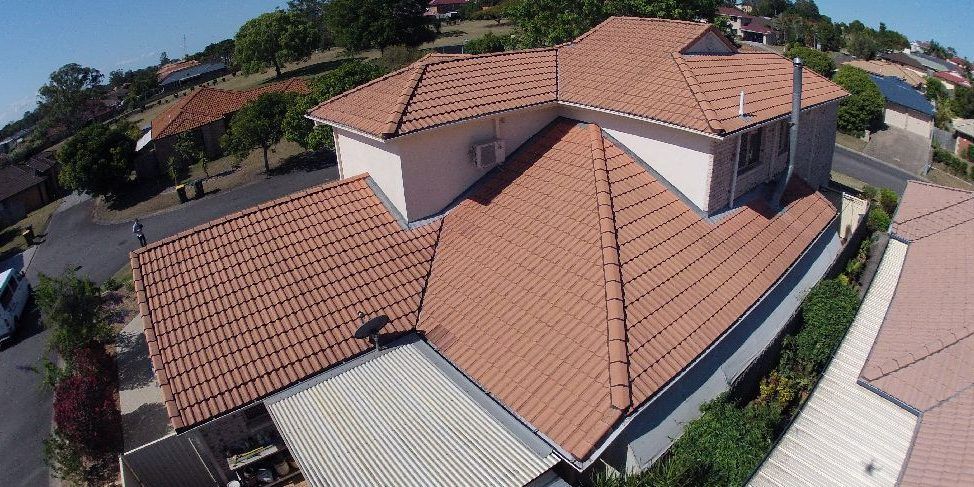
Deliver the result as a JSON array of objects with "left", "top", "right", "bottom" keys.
[
  {"left": 933, "top": 70, "right": 972, "bottom": 91},
  {"left": 844, "top": 59, "right": 925, "bottom": 88},
  {"left": 160, "top": 62, "right": 229, "bottom": 91},
  {"left": 910, "top": 51, "right": 954, "bottom": 73},
  {"left": 718, "top": 6, "right": 779, "bottom": 44},
  {"left": 952, "top": 118, "right": 974, "bottom": 160},
  {"left": 869, "top": 74, "right": 935, "bottom": 138},
  {"left": 158, "top": 60, "right": 201, "bottom": 83},
  {"left": 426, "top": 0, "right": 469, "bottom": 16},
  {"left": 752, "top": 181, "right": 974, "bottom": 487},
  {"left": 126, "top": 17, "right": 850, "bottom": 486},
  {"left": 135, "top": 78, "right": 309, "bottom": 177},
  {"left": 0, "top": 163, "right": 53, "bottom": 225},
  {"left": 881, "top": 51, "right": 930, "bottom": 73},
  {"left": 949, "top": 56, "right": 971, "bottom": 71},
  {"left": 25, "top": 151, "right": 61, "bottom": 199}
]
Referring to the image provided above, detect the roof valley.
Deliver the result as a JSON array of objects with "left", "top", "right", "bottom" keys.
[{"left": 589, "top": 123, "right": 632, "bottom": 412}]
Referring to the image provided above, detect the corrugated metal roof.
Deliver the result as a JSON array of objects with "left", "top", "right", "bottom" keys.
[
  {"left": 266, "top": 342, "right": 559, "bottom": 487},
  {"left": 749, "top": 239, "right": 918, "bottom": 487}
]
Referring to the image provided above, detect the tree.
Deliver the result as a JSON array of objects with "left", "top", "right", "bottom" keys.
[
  {"left": 327, "top": 0, "right": 436, "bottom": 52},
  {"left": 37, "top": 63, "right": 103, "bottom": 130},
  {"left": 875, "top": 22, "right": 908, "bottom": 52},
  {"left": 159, "top": 51, "right": 170, "bottom": 66},
  {"left": 288, "top": 0, "right": 333, "bottom": 50},
  {"left": 785, "top": 45, "right": 834, "bottom": 77},
  {"left": 125, "top": 70, "right": 160, "bottom": 107},
  {"left": 465, "top": 32, "right": 507, "bottom": 54},
  {"left": 832, "top": 65, "right": 885, "bottom": 137},
  {"left": 223, "top": 92, "right": 294, "bottom": 172},
  {"left": 234, "top": 10, "right": 317, "bottom": 77},
  {"left": 167, "top": 132, "right": 205, "bottom": 184},
  {"left": 845, "top": 30, "right": 878, "bottom": 60},
  {"left": 506, "top": 0, "right": 719, "bottom": 48},
  {"left": 57, "top": 123, "right": 135, "bottom": 198},
  {"left": 925, "top": 76, "right": 948, "bottom": 102},
  {"left": 34, "top": 270, "right": 115, "bottom": 355},
  {"left": 952, "top": 86, "right": 974, "bottom": 119},
  {"left": 284, "top": 60, "right": 386, "bottom": 150},
  {"left": 752, "top": 0, "right": 792, "bottom": 17}
]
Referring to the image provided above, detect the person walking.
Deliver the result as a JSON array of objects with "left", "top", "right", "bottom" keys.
[{"left": 133, "top": 218, "right": 146, "bottom": 247}]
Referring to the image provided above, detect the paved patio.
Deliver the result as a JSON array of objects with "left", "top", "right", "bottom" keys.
[
  {"left": 863, "top": 126, "right": 931, "bottom": 176},
  {"left": 117, "top": 316, "right": 172, "bottom": 452}
]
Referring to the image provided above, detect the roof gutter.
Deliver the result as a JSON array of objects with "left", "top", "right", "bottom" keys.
[{"left": 573, "top": 205, "right": 839, "bottom": 472}]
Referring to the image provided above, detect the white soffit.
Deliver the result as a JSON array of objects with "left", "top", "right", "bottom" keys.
[
  {"left": 750, "top": 239, "right": 918, "bottom": 487},
  {"left": 266, "top": 341, "right": 559, "bottom": 487}
]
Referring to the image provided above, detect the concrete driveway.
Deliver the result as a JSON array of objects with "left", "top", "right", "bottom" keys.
[
  {"left": 863, "top": 126, "right": 931, "bottom": 176},
  {"left": 0, "top": 162, "right": 338, "bottom": 486}
]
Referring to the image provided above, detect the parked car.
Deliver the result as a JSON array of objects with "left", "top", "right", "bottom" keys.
[{"left": 0, "top": 268, "right": 30, "bottom": 344}]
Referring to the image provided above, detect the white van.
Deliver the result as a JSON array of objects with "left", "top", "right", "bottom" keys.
[{"left": 0, "top": 268, "right": 30, "bottom": 344}]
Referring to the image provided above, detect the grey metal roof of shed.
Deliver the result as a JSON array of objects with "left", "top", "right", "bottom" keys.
[
  {"left": 869, "top": 74, "right": 935, "bottom": 117},
  {"left": 265, "top": 339, "right": 561, "bottom": 487},
  {"left": 159, "top": 62, "right": 227, "bottom": 86}
]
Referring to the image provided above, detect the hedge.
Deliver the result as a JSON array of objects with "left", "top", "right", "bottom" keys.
[{"left": 933, "top": 146, "right": 972, "bottom": 179}]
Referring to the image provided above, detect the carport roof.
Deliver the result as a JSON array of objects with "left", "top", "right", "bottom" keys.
[{"left": 265, "top": 339, "right": 560, "bottom": 487}]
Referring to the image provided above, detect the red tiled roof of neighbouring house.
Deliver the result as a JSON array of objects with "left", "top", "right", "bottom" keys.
[
  {"left": 718, "top": 6, "right": 749, "bottom": 17},
  {"left": 132, "top": 117, "right": 836, "bottom": 458},
  {"left": 740, "top": 16, "right": 774, "bottom": 34},
  {"left": 933, "top": 70, "right": 972, "bottom": 88},
  {"left": 309, "top": 17, "right": 845, "bottom": 138},
  {"left": 157, "top": 59, "right": 201, "bottom": 82},
  {"left": 860, "top": 181, "right": 974, "bottom": 486},
  {"left": 151, "top": 78, "right": 310, "bottom": 139},
  {"left": 429, "top": 0, "right": 468, "bottom": 5},
  {"left": 419, "top": 119, "right": 835, "bottom": 458},
  {"left": 130, "top": 175, "right": 440, "bottom": 429}
]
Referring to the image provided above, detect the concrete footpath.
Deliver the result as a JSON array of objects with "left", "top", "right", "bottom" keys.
[{"left": 117, "top": 316, "right": 172, "bottom": 452}]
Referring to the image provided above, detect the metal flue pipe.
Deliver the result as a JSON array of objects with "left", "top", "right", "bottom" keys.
[{"left": 772, "top": 57, "right": 803, "bottom": 209}]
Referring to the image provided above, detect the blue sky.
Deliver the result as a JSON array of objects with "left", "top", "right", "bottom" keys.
[
  {"left": 0, "top": 0, "right": 283, "bottom": 126},
  {"left": 0, "top": 1, "right": 972, "bottom": 126}
]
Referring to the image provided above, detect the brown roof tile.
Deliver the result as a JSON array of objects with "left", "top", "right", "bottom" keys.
[
  {"left": 133, "top": 117, "right": 835, "bottom": 459},
  {"left": 860, "top": 181, "right": 974, "bottom": 486},
  {"left": 308, "top": 17, "right": 846, "bottom": 139},
  {"left": 152, "top": 78, "right": 309, "bottom": 140},
  {"left": 130, "top": 175, "right": 440, "bottom": 429}
]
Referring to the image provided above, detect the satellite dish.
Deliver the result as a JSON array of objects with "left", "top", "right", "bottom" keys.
[{"left": 354, "top": 314, "right": 391, "bottom": 340}]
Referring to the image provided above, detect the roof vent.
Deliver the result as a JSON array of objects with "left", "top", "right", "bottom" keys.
[
  {"left": 355, "top": 312, "right": 391, "bottom": 352},
  {"left": 739, "top": 90, "right": 746, "bottom": 117}
]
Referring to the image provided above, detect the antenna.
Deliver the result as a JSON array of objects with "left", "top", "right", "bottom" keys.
[
  {"left": 182, "top": 34, "right": 187, "bottom": 58},
  {"left": 354, "top": 312, "right": 391, "bottom": 352}
]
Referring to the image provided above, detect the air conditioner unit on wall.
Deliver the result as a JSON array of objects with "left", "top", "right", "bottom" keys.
[{"left": 471, "top": 140, "right": 506, "bottom": 169}]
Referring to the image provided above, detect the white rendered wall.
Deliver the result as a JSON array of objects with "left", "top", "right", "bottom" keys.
[
  {"left": 393, "top": 105, "right": 559, "bottom": 221},
  {"left": 334, "top": 128, "right": 407, "bottom": 218},
  {"left": 560, "top": 105, "right": 716, "bottom": 212}
]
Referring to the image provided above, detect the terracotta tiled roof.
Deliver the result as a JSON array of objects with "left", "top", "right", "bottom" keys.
[
  {"left": 934, "top": 70, "right": 972, "bottom": 88},
  {"left": 130, "top": 175, "right": 440, "bottom": 429},
  {"left": 310, "top": 50, "right": 557, "bottom": 138},
  {"left": 152, "top": 78, "right": 309, "bottom": 139},
  {"left": 309, "top": 17, "right": 846, "bottom": 139},
  {"left": 861, "top": 181, "right": 974, "bottom": 485},
  {"left": 133, "top": 118, "right": 835, "bottom": 457},
  {"left": 157, "top": 60, "right": 201, "bottom": 82},
  {"left": 675, "top": 53, "right": 848, "bottom": 133},
  {"left": 420, "top": 119, "right": 835, "bottom": 458}
]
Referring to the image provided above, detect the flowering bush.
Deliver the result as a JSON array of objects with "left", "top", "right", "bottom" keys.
[{"left": 53, "top": 373, "right": 119, "bottom": 455}]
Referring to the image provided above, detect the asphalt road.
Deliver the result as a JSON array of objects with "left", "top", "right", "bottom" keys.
[
  {"left": 832, "top": 145, "right": 917, "bottom": 194},
  {"left": 0, "top": 163, "right": 338, "bottom": 487}
]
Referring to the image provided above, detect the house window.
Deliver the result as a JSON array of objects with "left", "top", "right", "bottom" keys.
[
  {"left": 738, "top": 129, "right": 763, "bottom": 174},
  {"left": 778, "top": 121, "right": 789, "bottom": 155}
]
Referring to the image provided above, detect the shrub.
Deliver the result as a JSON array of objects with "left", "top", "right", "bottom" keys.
[
  {"left": 866, "top": 206, "right": 891, "bottom": 233},
  {"left": 34, "top": 270, "right": 114, "bottom": 355},
  {"left": 794, "top": 279, "right": 860, "bottom": 372},
  {"left": 833, "top": 65, "right": 885, "bottom": 137},
  {"left": 968, "top": 144, "right": 974, "bottom": 163},
  {"left": 53, "top": 374, "right": 120, "bottom": 455},
  {"left": 465, "top": 32, "right": 507, "bottom": 54},
  {"left": 784, "top": 45, "right": 835, "bottom": 77},
  {"left": 43, "top": 433, "right": 86, "bottom": 485},
  {"left": 933, "top": 146, "right": 970, "bottom": 177},
  {"left": 877, "top": 188, "right": 899, "bottom": 215}
]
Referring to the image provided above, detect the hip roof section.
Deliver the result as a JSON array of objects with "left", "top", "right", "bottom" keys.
[
  {"left": 151, "top": 78, "right": 309, "bottom": 140},
  {"left": 130, "top": 175, "right": 440, "bottom": 429},
  {"left": 860, "top": 181, "right": 974, "bottom": 485},
  {"left": 308, "top": 17, "right": 847, "bottom": 139}
]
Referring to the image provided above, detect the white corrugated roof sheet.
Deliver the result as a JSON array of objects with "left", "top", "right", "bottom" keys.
[
  {"left": 750, "top": 239, "right": 918, "bottom": 487},
  {"left": 266, "top": 342, "right": 559, "bottom": 487}
]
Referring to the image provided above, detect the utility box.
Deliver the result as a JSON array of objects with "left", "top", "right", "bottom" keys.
[
  {"left": 192, "top": 179, "right": 204, "bottom": 200},
  {"left": 176, "top": 184, "right": 188, "bottom": 203}
]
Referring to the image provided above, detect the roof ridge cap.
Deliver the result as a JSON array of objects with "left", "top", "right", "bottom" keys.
[
  {"left": 864, "top": 327, "right": 974, "bottom": 384},
  {"left": 588, "top": 123, "right": 631, "bottom": 412},
  {"left": 132, "top": 174, "right": 372, "bottom": 256},
  {"left": 672, "top": 53, "right": 723, "bottom": 133},
  {"left": 383, "top": 63, "right": 428, "bottom": 137}
]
